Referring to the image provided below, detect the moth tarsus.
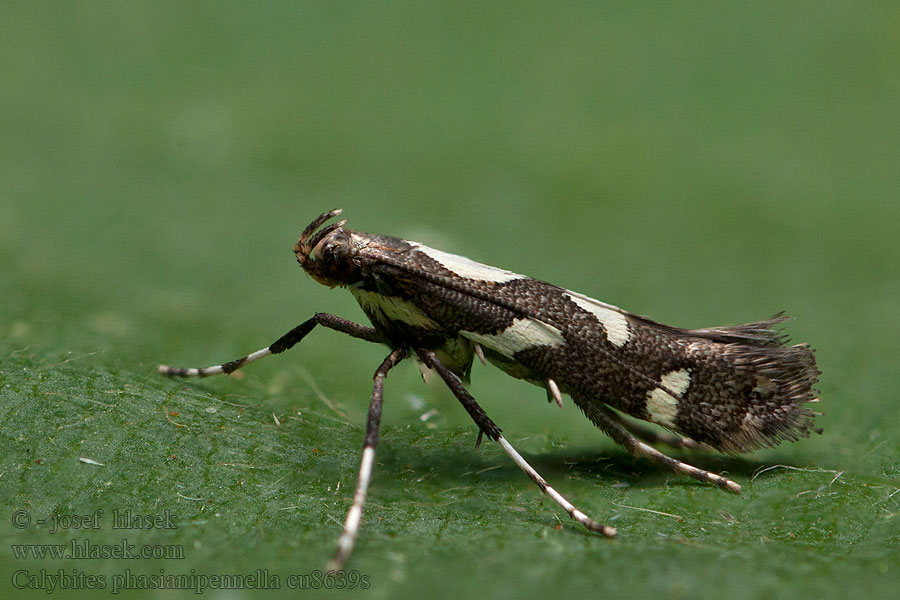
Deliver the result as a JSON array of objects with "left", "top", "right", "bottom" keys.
[{"left": 159, "top": 209, "right": 821, "bottom": 567}]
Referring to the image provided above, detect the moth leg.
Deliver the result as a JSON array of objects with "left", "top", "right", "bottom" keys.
[
  {"left": 417, "top": 349, "right": 615, "bottom": 538},
  {"left": 416, "top": 349, "right": 502, "bottom": 442},
  {"left": 588, "top": 404, "right": 741, "bottom": 493},
  {"left": 602, "top": 409, "right": 702, "bottom": 450},
  {"left": 327, "top": 347, "right": 408, "bottom": 572},
  {"left": 158, "top": 313, "right": 383, "bottom": 378},
  {"left": 546, "top": 378, "right": 564, "bottom": 409}
]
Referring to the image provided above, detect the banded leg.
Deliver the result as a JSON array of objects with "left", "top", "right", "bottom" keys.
[
  {"left": 158, "top": 313, "right": 383, "bottom": 377},
  {"left": 327, "top": 347, "right": 408, "bottom": 572},
  {"left": 417, "top": 349, "right": 615, "bottom": 537},
  {"left": 585, "top": 403, "right": 741, "bottom": 493},
  {"left": 603, "top": 409, "right": 702, "bottom": 450}
]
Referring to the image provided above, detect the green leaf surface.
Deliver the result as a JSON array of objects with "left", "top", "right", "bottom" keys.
[{"left": 2, "top": 2, "right": 898, "bottom": 599}]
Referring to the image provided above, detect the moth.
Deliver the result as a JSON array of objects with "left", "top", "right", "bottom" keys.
[{"left": 159, "top": 209, "right": 821, "bottom": 569}]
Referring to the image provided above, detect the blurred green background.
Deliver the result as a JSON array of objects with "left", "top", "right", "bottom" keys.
[{"left": 2, "top": 2, "right": 898, "bottom": 598}]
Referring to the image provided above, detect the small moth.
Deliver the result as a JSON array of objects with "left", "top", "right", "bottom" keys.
[{"left": 159, "top": 209, "right": 821, "bottom": 569}]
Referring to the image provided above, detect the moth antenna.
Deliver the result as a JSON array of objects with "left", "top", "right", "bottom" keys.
[
  {"left": 298, "top": 209, "right": 342, "bottom": 252},
  {"left": 305, "top": 219, "right": 348, "bottom": 255}
]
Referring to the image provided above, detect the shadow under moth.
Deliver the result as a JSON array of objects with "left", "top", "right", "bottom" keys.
[{"left": 159, "top": 209, "right": 821, "bottom": 569}]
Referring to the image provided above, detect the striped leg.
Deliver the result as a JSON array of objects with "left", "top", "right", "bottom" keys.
[
  {"left": 603, "top": 409, "right": 702, "bottom": 450},
  {"left": 587, "top": 403, "right": 741, "bottom": 493},
  {"left": 417, "top": 349, "right": 615, "bottom": 538},
  {"left": 158, "top": 313, "right": 383, "bottom": 377},
  {"left": 327, "top": 347, "right": 408, "bottom": 572}
]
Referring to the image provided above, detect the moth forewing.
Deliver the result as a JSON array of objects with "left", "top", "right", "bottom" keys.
[{"left": 370, "top": 240, "right": 820, "bottom": 454}]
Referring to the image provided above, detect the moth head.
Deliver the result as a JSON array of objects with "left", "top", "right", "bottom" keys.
[{"left": 294, "top": 209, "right": 361, "bottom": 287}]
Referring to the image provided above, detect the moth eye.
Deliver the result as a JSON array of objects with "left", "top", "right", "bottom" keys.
[
  {"left": 310, "top": 240, "right": 335, "bottom": 264},
  {"left": 326, "top": 248, "right": 342, "bottom": 269}
]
